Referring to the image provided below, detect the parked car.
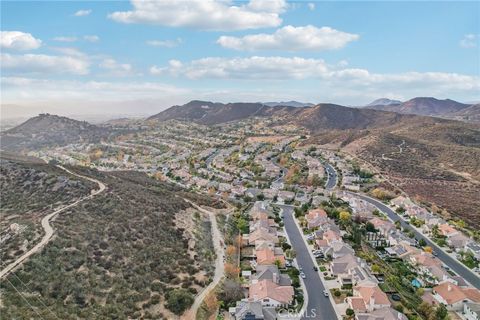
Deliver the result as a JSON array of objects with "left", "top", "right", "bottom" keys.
[
  {"left": 300, "top": 272, "right": 306, "bottom": 279},
  {"left": 313, "top": 266, "right": 318, "bottom": 271},
  {"left": 323, "top": 290, "right": 329, "bottom": 297},
  {"left": 391, "top": 294, "right": 401, "bottom": 301}
]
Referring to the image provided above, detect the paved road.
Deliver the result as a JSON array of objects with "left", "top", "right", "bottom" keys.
[
  {"left": 324, "top": 163, "right": 337, "bottom": 190},
  {"left": 0, "top": 165, "right": 106, "bottom": 279},
  {"left": 350, "top": 192, "right": 480, "bottom": 290},
  {"left": 281, "top": 205, "right": 338, "bottom": 320}
]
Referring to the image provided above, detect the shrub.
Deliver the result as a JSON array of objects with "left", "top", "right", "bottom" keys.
[{"left": 165, "top": 289, "right": 194, "bottom": 315}]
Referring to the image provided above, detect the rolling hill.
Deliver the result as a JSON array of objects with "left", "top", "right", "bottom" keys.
[
  {"left": 149, "top": 99, "right": 429, "bottom": 131},
  {"left": 442, "top": 103, "right": 480, "bottom": 124},
  {"left": 367, "top": 97, "right": 471, "bottom": 116},
  {"left": 148, "top": 100, "right": 298, "bottom": 125},
  {"left": 0, "top": 113, "right": 114, "bottom": 151},
  {"left": 263, "top": 101, "right": 314, "bottom": 108},
  {"left": 366, "top": 98, "right": 402, "bottom": 107}
]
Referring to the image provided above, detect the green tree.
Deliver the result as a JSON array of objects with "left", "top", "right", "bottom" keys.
[
  {"left": 366, "top": 222, "right": 376, "bottom": 233},
  {"left": 431, "top": 225, "right": 439, "bottom": 238},
  {"left": 236, "top": 216, "right": 249, "bottom": 234},
  {"left": 418, "top": 238, "right": 427, "bottom": 247},
  {"left": 434, "top": 304, "right": 448, "bottom": 320},
  {"left": 417, "top": 301, "right": 434, "bottom": 319},
  {"left": 165, "top": 289, "right": 194, "bottom": 315}
]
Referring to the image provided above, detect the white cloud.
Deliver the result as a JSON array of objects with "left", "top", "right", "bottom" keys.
[
  {"left": 74, "top": 9, "right": 91, "bottom": 17},
  {"left": 99, "top": 58, "right": 134, "bottom": 76},
  {"left": 53, "top": 36, "right": 78, "bottom": 42},
  {"left": 146, "top": 38, "right": 182, "bottom": 48},
  {"left": 50, "top": 47, "right": 86, "bottom": 58},
  {"left": 109, "top": 0, "right": 286, "bottom": 31},
  {"left": 217, "top": 25, "right": 359, "bottom": 51},
  {"left": 84, "top": 35, "right": 100, "bottom": 42},
  {"left": 0, "top": 31, "right": 42, "bottom": 50},
  {"left": 150, "top": 56, "right": 480, "bottom": 98},
  {"left": 153, "top": 56, "right": 329, "bottom": 79},
  {"left": 460, "top": 34, "right": 478, "bottom": 48},
  {"left": 1, "top": 53, "right": 89, "bottom": 75},
  {"left": 308, "top": 3, "right": 315, "bottom": 11},
  {"left": 150, "top": 60, "right": 183, "bottom": 76}
]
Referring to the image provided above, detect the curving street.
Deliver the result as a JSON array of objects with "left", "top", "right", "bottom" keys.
[
  {"left": 324, "top": 163, "right": 337, "bottom": 190},
  {"left": 349, "top": 192, "right": 480, "bottom": 290}
]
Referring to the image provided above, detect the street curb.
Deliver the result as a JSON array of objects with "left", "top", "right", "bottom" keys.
[
  {"left": 290, "top": 211, "right": 342, "bottom": 320},
  {"left": 280, "top": 208, "right": 308, "bottom": 320}
]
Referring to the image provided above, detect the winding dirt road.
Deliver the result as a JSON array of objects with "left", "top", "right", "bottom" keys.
[
  {"left": 182, "top": 199, "right": 225, "bottom": 320},
  {"left": 0, "top": 165, "right": 106, "bottom": 279}
]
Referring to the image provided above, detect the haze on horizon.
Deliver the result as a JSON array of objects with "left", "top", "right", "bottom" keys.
[{"left": 1, "top": 0, "right": 479, "bottom": 119}]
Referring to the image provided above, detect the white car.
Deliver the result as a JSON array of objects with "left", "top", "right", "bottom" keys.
[
  {"left": 323, "top": 290, "right": 329, "bottom": 297},
  {"left": 300, "top": 272, "right": 306, "bottom": 279}
]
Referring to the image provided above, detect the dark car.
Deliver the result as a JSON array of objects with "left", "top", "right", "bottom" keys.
[
  {"left": 313, "top": 266, "right": 318, "bottom": 271},
  {"left": 391, "top": 294, "right": 401, "bottom": 301}
]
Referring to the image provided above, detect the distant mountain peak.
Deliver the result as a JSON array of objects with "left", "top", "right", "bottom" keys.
[
  {"left": 366, "top": 97, "right": 471, "bottom": 117},
  {"left": 263, "top": 101, "right": 314, "bottom": 108},
  {"left": 367, "top": 98, "right": 402, "bottom": 106}
]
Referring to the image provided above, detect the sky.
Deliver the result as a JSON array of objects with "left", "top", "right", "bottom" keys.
[{"left": 1, "top": 0, "right": 479, "bottom": 118}]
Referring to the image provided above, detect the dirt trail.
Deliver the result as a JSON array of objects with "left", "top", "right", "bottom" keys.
[
  {"left": 0, "top": 165, "right": 106, "bottom": 279},
  {"left": 181, "top": 199, "right": 226, "bottom": 320}
]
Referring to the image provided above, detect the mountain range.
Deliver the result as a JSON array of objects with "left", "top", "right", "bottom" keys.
[
  {"left": 1, "top": 97, "right": 479, "bottom": 225},
  {"left": 262, "top": 101, "right": 314, "bottom": 108},
  {"left": 365, "top": 97, "right": 473, "bottom": 117}
]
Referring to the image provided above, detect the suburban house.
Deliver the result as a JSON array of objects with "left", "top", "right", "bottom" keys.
[
  {"left": 323, "top": 229, "right": 342, "bottom": 245},
  {"left": 249, "top": 279, "right": 294, "bottom": 307},
  {"left": 438, "top": 223, "right": 459, "bottom": 238},
  {"left": 251, "top": 265, "right": 292, "bottom": 286},
  {"left": 424, "top": 264, "right": 451, "bottom": 284},
  {"left": 246, "top": 229, "right": 279, "bottom": 245},
  {"left": 355, "top": 307, "right": 408, "bottom": 320},
  {"left": 447, "top": 233, "right": 470, "bottom": 251},
  {"left": 464, "top": 302, "right": 480, "bottom": 320},
  {"left": 277, "top": 191, "right": 295, "bottom": 203},
  {"left": 250, "top": 219, "right": 276, "bottom": 234},
  {"left": 331, "top": 253, "right": 372, "bottom": 286},
  {"left": 432, "top": 282, "right": 480, "bottom": 311},
  {"left": 384, "top": 243, "right": 419, "bottom": 259},
  {"left": 369, "top": 217, "right": 395, "bottom": 236},
  {"left": 325, "top": 241, "right": 355, "bottom": 259},
  {"left": 255, "top": 247, "right": 286, "bottom": 267},
  {"left": 306, "top": 208, "right": 328, "bottom": 229},
  {"left": 347, "top": 281, "right": 391, "bottom": 313},
  {"left": 231, "top": 300, "right": 277, "bottom": 320}
]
